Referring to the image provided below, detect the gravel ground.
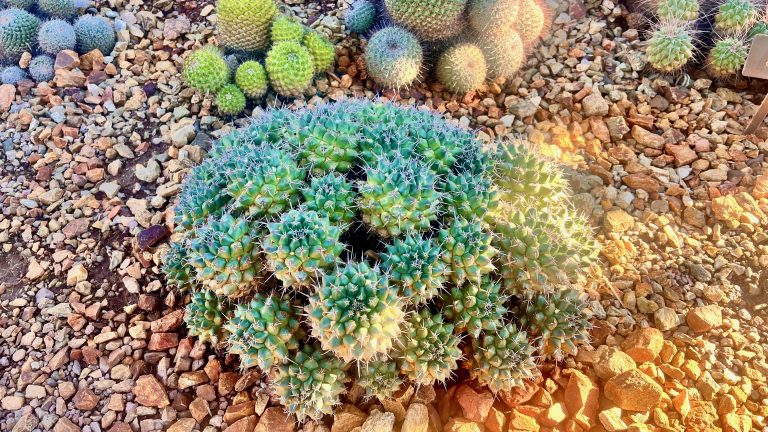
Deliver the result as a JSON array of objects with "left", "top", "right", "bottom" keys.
[{"left": 0, "top": 0, "right": 766, "bottom": 431}]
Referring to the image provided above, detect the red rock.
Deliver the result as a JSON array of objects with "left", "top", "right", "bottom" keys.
[
  {"left": 138, "top": 294, "right": 161, "bottom": 311},
  {"left": 189, "top": 397, "right": 210, "bottom": 423},
  {"left": 483, "top": 406, "right": 506, "bottom": 432},
  {"left": 55, "top": 50, "right": 80, "bottom": 70},
  {"left": 168, "top": 418, "right": 196, "bottom": 432},
  {"left": 687, "top": 305, "right": 723, "bottom": 333},
  {"left": 564, "top": 370, "right": 599, "bottom": 429},
  {"left": 224, "top": 416, "right": 258, "bottom": 432},
  {"left": 219, "top": 372, "right": 239, "bottom": 396},
  {"left": 53, "top": 417, "right": 79, "bottom": 432},
  {"left": 224, "top": 401, "right": 256, "bottom": 425},
  {"left": 623, "top": 173, "right": 661, "bottom": 193},
  {"left": 81, "top": 346, "right": 100, "bottom": 365},
  {"left": 631, "top": 125, "right": 665, "bottom": 149},
  {"left": 137, "top": 225, "right": 169, "bottom": 250},
  {"left": 0, "top": 84, "right": 15, "bottom": 113},
  {"left": 666, "top": 144, "right": 697, "bottom": 167},
  {"left": 455, "top": 384, "right": 494, "bottom": 423},
  {"left": 62, "top": 218, "right": 89, "bottom": 238},
  {"left": 150, "top": 309, "right": 184, "bottom": 333},
  {"left": 133, "top": 375, "right": 169, "bottom": 408},
  {"left": 148, "top": 332, "right": 179, "bottom": 351},
  {"left": 54, "top": 68, "right": 86, "bottom": 87},
  {"left": 107, "top": 423, "right": 132, "bottom": 432},
  {"left": 255, "top": 407, "right": 296, "bottom": 432},
  {"left": 621, "top": 327, "right": 663, "bottom": 363},
  {"left": 179, "top": 370, "right": 209, "bottom": 389},
  {"left": 73, "top": 387, "right": 99, "bottom": 411},
  {"left": 444, "top": 417, "right": 482, "bottom": 432},
  {"left": 205, "top": 358, "right": 222, "bottom": 383},
  {"left": 499, "top": 380, "right": 539, "bottom": 409}
]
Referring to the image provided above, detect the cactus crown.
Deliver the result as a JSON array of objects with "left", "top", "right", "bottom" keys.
[
  {"left": 364, "top": 26, "right": 423, "bottom": 89},
  {"left": 345, "top": 0, "right": 376, "bottom": 33},
  {"left": 656, "top": 0, "right": 699, "bottom": 20},
  {"left": 646, "top": 20, "right": 696, "bottom": 73}
]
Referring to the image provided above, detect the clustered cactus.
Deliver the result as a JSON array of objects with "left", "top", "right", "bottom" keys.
[
  {"left": 351, "top": 0, "right": 551, "bottom": 92},
  {"left": 182, "top": 0, "right": 336, "bottom": 115},
  {"left": 165, "top": 99, "right": 597, "bottom": 421},
  {"left": 0, "top": 1, "right": 116, "bottom": 84},
  {"left": 644, "top": 0, "right": 765, "bottom": 79}
]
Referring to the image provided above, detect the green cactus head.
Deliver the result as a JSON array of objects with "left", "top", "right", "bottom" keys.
[
  {"left": 173, "top": 158, "right": 232, "bottom": 230},
  {"left": 469, "top": 322, "right": 538, "bottom": 393},
  {"left": 0, "top": 8, "right": 40, "bottom": 59},
  {"left": 441, "top": 170, "right": 499, "bottom": 223},
  {"left": 38, "top": 19, "right": 76, "bottom": 55},
  {"left": 265, "top": 41, "right": 316, "bottom": 97},
  {"left": 436, "top": 43, "right": 487, "bottom": 93},
  {"left": 715, "top": 0, "right": 757, "bottom": 33},
  {"left": 438, "top": 217, "right": 497, "bottom": 286},
  {"left": 301, "top": 173, "right": 357, "bottom": 229},
  {"left": 184, "top": 290, "right": 231, "bottom": 344},
  {"left": 38, "top": 0, "right": 77, "bottom": 19},
  {"left": 73, "top": 15, "right": 116, "bottom": 55},
  {"left": 273, "top": 343, "right": 349, "bottom": 421},
  {"left": 345, "top": 0, "right": 376, "bottom": 33},
  {"left": 307, "top": 261, "right": 405, "bottom": 362},
  {"left": 656, "top": 0, "right": 700, "bottom": 20},
  {"left": 707, "top": 36, "right": 749, "bottom": 79},
  {"left": 356, "top": 360, "right": 404, "bottom": 401},
  {"left": 163, "top": 241, "right": 196, "bottom": 292},
  {"left": 492, "top": 139, "right": 569, "bottom": 208},
  {"left": 263, "top": 209, "right": 345, "bottom": 288},
  {"left": 469, "top": 0, "right": 519, "bottom": 38},
  {"left": 216, "top": 84, "right": 247, "bottom": 115},
  {"left": 381, "top": 233, "right": 447, "bottom": 305},
  {"left": 442, "top": 276, "right": 508, "bottom": 338},
  {"left": 364, "top": 26, "right": 423, "bottom": 89},
  {"left": 646, "top": 21, "right": 695, "bottom": 73},
  {"left": 217, "top": 0, "right": 277, "bottom": 51},
  {"left": 518, "top": 288, "right": 592, "bottom": 360},
  {"left": 395, "top": 309, "right": 463, "bottom": 385},
  {"left": 183, "top": 45, "right": 231, "bottom": 93},
  {"left": 304, "top": 30, "right": 335, "bottom": 72},
  {"left": 235, "top": 60, "right": 268, "bottom": 98},
  {"left": 225, "top": 293, "right": 305, "bottom": 370},
  {"left": 384, "top": 0, "right": 467, "bottom": 40},
  {"left": 271, "top": 14, "right": 305, "bottom": 43}
]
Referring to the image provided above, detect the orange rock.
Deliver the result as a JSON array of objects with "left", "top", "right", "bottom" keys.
[
  {"left": 621, "top": 327, "right": 663, "bottom": 363},
  {"left": 540, "top": 402, "right": 568, "bottom": 427},
  {"left": 508, "top": 410, "right": 539, "bottom": 432},
  {"left": 564, "top": 370, "right": 599, "bottom": 429},
  {"left": 604, "top": 370, "right": 663, "bottom": 412},
  {"left": 255, "top": 407, "right": 296, "bottom": 432},
  {"left": 133, "top": 375, "right": 169, "bottom": 408},
  {"left": 444, "top": 417, "right": 482, "bottom": 432},
  {"left": 224, "top": 416, "right": 258, "bottom": 432},
  {"left": 483, "top": 407, "right": 506, "bottom": 432},
  {"left": 455, "top": 384, "right": 494, "bottom": 423}
]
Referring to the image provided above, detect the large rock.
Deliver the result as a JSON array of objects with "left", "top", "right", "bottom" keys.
[
  {"left": 361, "top": 410, "right": 395, "bottom": 432},
  {"left": 133, "top": 375, "right": 169, "bottom": 408},
  {"left": 686, "top": 304, "right": 722, "bottom": 333},
  {"left": 621, "top": 327, "right": 663, "bottom": 363},
  {"left": 73, "top": 387, "right": 99, "bottom": 411},
  {"left": 332, "top": 404, "right": 367, "bottom": 432},
  {"left": 604, "top": 209, "right": 635, "bottom": 233},
  {"left": 444, "top": 417, "right": 482, "bottom": 432},
  {"left": 255, "top": 407, "right": 296, "bottom": 432},
  {"left": 401, "top": 403, "right": 428, "bottom": 432},
  {"left": 631, "top": 125, "right": 664, "bottom": 149},
  {"left": 224, "top": 416, "right": 258, "bottom": 432},
  {"left": 455, "top": 384, "right": 494, "bottom": 422},
  {"left": 564, "top": 370, "right": 599, "bottom": 429},
  {"left": 605, "top": 369, "right": 663, "bottom": 412},
  {"left": 582, "top": 93, "right": 610, "bottom": 117},
  {"left": 593, "top": 346, "right": 636, "bottom": 380}
]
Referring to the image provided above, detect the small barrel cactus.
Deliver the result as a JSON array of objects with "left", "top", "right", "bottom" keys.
[
  {"left": 263, "top": 209, "right": 344, "bottom": 288},
  {"left": 0, "top": 8, "right": 40, "bottom": 59},
  {"left": 395, "top": 309, "right": 463, "bottom": 385},
  {"left": 518, "top": 288, "right": 592, "bottom": 360},
  {"left": 38, "top": 19, "right": 77, "bottom": 55},
  {"left": 183, "top": 45, "right": 230, "bottom": 93},
  {"left": 235, "top": 60, "right": 267, "bottom": 99},
  {"left": 218, "top": 0, "right": 277, "bottom": 51},
  {"left": 1, "top": 66, "right": 26, "bottom": 84},
  {"left": 225, "top": 293, "right": 305, "bottom": 370},
  {"left": 187, "top": 213, "right": 263, "bottom": 298},
  {"left": 301, "top": 174, "right": 357, "bottom": 228},
  {"left": 272, "top": 343, "right": 349, "bottom": 421},
  {"left": 303, "top": 30, "right": 335, "bottom": 72},
  {"left": 517, "top": 0, "right": 549, "bottom": 44},
  {"left": 184, "top": 291, "right": 230, "bottom": 344},
  {"left": 469, "top": 0, "right": 519, "bottom": 38},
  {"left": 345, "top": 0, "right": 376, "bottom": 33},
  {"left": 306, "top": 261, "right": 405, "bottom": 362},
  {"left": 646, "top": 21, "right": 695, "bottom": 73},
  {"left": 216, "top": 84, "right": 247, "bottom": 115},
  {"left": 469, "top": 322, "right": 538, "bottom": 393},
  {"left": 477, "top": 30, "right": 525, "bottom": 79},
  {"left": 293, "top": 106, "right": 360, "bottom": 175},
  {"left": 364, "top": 26, "right": 423, "bottom": 89},
  {"left": 356, "top": 360, "right": 404, "bottom": 401},
  {"left": 38, "top": 0, "right": 77, "bottom": 19},
  {"left": 384, "top": 0, "right": 466, "bottom": 40},
  {"left": 265, "top": 41, "right": 315, "bottom": 97},
  {"left": 437, "top": 43, "right": 487, "bottom": 93},
  {"left": 29, "top": 54, "right": 55, "bottom": 82},
  {"left": 707, "top": 36, "right": 749, "bottom": 79},
  {"left": 271, "top": 14, "right": 305, "bottom": 43},
  {"left": 438, "top": 217, "right": 497, "bottom": 286},
  {"left": 381, "top": 234, "right": 447, "bottom": 305},
  {"left": 656, "top": 0, "right": 699, "bottom": 20},
  {"left": 3, "top": 0, "right": 35, "bottom": 9},
  {"left": 73, "top": 15, "right": 116, "bottom": 55},
  {"left": 358, "top": 154, "right": 442, "bottom": 237},
  {"left": 715, "top": 0, "right": 757, "bottom": 33},
  {"left": 442, "top": 277, "right": 508, "bottom": 338},
  {"left": 162, "top": 241, "right": 195, "bottom": 291}
]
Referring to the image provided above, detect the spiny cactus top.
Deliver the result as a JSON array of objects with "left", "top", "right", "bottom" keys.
[
  {"left": 217, "top": 0, "right": 277, "bottom": 51},
  {"left": 167, "top": 99, "right": 597, "bottom": 420},
  {"left": 384, "top": 0, "right": 466, "bottom": 41}
]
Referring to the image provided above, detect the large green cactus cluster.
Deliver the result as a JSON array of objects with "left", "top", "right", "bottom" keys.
[
  {"left": 165, "top": 99, "right": 597, "bottom": 421},
  {"left": 354, "top": 0, "right": 552, "bottom": 92},
  {"left": 182, "top": 0, "right": 336, "bottom": 115},
  {"left": 0, "top": 1, "right": 116, "bottom": 82},
  {"left": 644, "top": 0, "right": 765, "bottom": 79}
]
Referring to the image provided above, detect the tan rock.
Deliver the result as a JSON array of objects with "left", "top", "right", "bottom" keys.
[
  {"left": 255, "top": 407, "right": 296, "bottom": 432},
  {"left": 754, "top": 175, "right": 768, "bottom": 199},
  {"left": 402, "top": 403, "right": 429, "bottom": 432},
  {"left": 686, "top": 304, "right": 722, "bottom": 333},
  {"left": 722, "top": 413, "right": 752, "bottom": 432},
  {"left": 168, "top": 418, "right": 196, "bottom": 432},
  {"left": 672, "top": 389, "right": 690, "bottom": 420},
  {"left": 189, "top": 397, "right": 210, "bottom": 422},
  {"left": 73, "top": 387, "right": 99, "bottom": 411},
  {"left": 599, "top": 407, "right": 627, "bottom": 432},
  {"left": 332, "top": 404, "right": 367, "bottom": 432},
  {"left": 604, "top": 209, "right": 635, "bottom": 233},
  {"left": 55, "top": 50, "right": 80, "bottom": 69},
  {"left": 224, "top": 416, "right": 258, "bottom": 432},
  {"left": 443, "top": 417, "right": 481, "bottom": 432},
  {"left": 133, "top": 375, "right": 169, "bottom": 408},
  {"left": 540, "top": 402, "right": 567, "bottom": 427},
  {"left": 179, "top": 370, "right": 209, "bottom": 389},
  {"left": 508, "top": 410, "right": 539, "bottom": 432},
  {"left": 564, "top": 370, "right": 599, "bottom": 428},
  {"left": 622, "top": 173, "right": 661, "bottom": 193},
  {"left": 361, "top": 410, "right": 395, "bottom": 432},
  {"left": 53, "top": 417, "right": 79, "bottom": 432},
  {"left": 631, "top": 125, "right": 665, "bottom": 149},
  {"left": 621, "top": 327, "right": 663, "bottom": 363},
  {"left": 482, "top": 407, "right": 505, "bottom": 432},
  {"left": 712, "top": 195, "right": 743, "bottom": 222},
  {"left": 224, "top": 401, "right": 256, "bottom": 424},
  {"left": 455, "top": 384, "right": 494, "bottom": 422},
  {"left": 605, "top": 370, "right": 663, "bottom": 412},
  {"left": 54, "top": 68, "right": 86, "bottom": 87},
  {"left": 0, "top": 83, "right": 15, "bottom": 112},
  {"left": 593, "top": 346, "right": 636, "bottom": 380}
]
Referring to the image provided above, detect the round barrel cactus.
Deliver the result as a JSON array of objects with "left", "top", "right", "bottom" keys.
[
  {"left": 384, "top": 0, "right": 466, "bottom": 40},
  {"left": 364, "top": 26, "right": 423, "bottom": 89}
]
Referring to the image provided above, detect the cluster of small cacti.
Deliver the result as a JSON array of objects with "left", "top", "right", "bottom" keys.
[
  {"left": 165, "top": 99, "right": 599, "bottom": 421},
  {"left": 644, "top": 0, "right": 763, "bottom": 79},
  {"left": 0, "top": 0, "right": 116, "bottom": 84},
  {"left": 181, "top": 0, "right": 336, "bottom": 116},
  {"left": 345, "top": 0, "right": 551, "bottom": 92}
]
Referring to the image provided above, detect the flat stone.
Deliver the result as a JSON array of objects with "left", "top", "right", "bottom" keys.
[
  {"left": 455, "top": 384, "right": 494, "bottom": 422},
  {"left": 508, "top": 410, "right": 539, "bottom": 432},
  {"left": 623, "top": 173, "right": 661, "bottom": 193},
  {"left": 168, "top": 418, "right": 196, "bottom": 432},
  {"left": 150, "top": 309, "right": 185, "bottom": 333},
  {"left": 599, "top": 407, "right": 628, "bottom": 432},
  {"left": 73, "top": 387, "right": 99, "bottom": 411},
  {"left": 189, "top": 397, "right": 210, "bottom": 422},
  {"left": 401, "top": 403, "right": 428, "bottom": 432},
  {"left": 631, "top": 126, "right": 664, "bottom": 149},
  {"left": 605, "top": 369, "right": 663, "bottom": 412},
  {"left": 361, "top": 410, "right": 395, "bottom": 432},
  {"left": 686, "top": 304, "right": 722, "bottom": 333},
  {"left": 594, "top": 346, "right": 636, "bottom": 380},
  {"left": 148, "top": 332, "right": 179, "bottom": 351},
  {"left": 332, "top": 404, "right": 367, "bottom": 432},
  {"left": 1, "top": 396, "right": 24, "bottom": 410},
  {"left": 137, "top": 224, "right": 168, "bottom": 250},
  {"left": 621, "top": 327, "right": 663, "bottom": 363},
  {"left": 224, "top": 401, "right": 255, "bottom": 425},
  {"left": 224, "top": 416, "right": 258, "bottom": 432},
  {"left": 133, "top": 375, "right": 169, "bottom": 408}
]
